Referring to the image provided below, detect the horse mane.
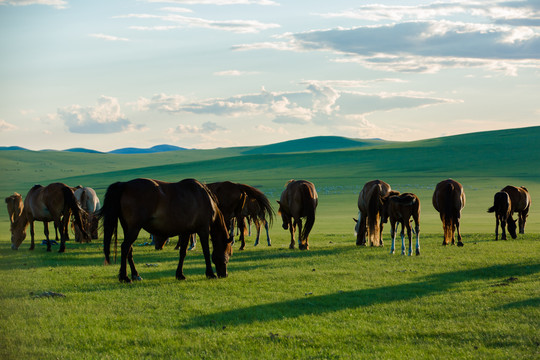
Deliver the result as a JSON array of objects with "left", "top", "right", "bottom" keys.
[{"left": 237, "top": 184, "right": 274, "bottom": 225}]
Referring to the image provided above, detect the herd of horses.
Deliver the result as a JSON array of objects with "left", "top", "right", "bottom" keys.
[{"left": 5, "top": 177, "right": 531, "bottom": 283}]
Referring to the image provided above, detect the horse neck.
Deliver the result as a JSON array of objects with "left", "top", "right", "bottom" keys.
[{"left": 11, "top": 207, "right": 29, "bottom": 232}]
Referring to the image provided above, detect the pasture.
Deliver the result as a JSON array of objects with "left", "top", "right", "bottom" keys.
[{"left": 1, "top": 127, "right": 539, "bottom": 359}]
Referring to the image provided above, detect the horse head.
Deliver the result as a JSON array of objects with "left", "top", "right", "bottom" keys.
[
  {"left": 507, "top": 216, "right": 518, "bottom": 239},
  {"left": 211, "top": 209, "right": 233, "bottom": 278},
  {"left": 9, "top": 216, "right": 28, "bottom": 250},
  {"left": 276, "top": 201, "right": 290, "bottom": 230}
]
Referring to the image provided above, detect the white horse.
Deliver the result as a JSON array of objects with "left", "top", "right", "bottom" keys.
[{"left": 73, "top": 186, "right": 101, "bottom": 242}]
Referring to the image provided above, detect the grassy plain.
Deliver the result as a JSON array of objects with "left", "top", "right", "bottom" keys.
[{"left": 0, "top": 126, "right": 539, "bottom": 359}]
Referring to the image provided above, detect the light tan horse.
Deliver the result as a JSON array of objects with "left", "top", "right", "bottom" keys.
[
  {"left": 6, "top": 193, "right": 59, "bottom": 244},
  {"left": 432, "top": 179, "right": 466, "bottom": 246},
  {"left": 354, "top": 180, "right": 392, "bottom": 247},
  {"left": 277, "top": 180, "right": 318, "bottom": 250},
  {"left": 73, "top": 186, "right": 101, "bottom": 242},
  {"left": 501, "top": 185, "right": 531, "bottom": 234},
  {"left": 8, "top": 183, "right": 86, "bottom": 252}
]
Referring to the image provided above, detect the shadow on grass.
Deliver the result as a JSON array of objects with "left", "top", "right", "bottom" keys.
[
  {"left": 496, "top": 297, "right": 540, "bottom": 310},
  {"left": 183, "top": 262, "right": 540, "bottom": 329}
]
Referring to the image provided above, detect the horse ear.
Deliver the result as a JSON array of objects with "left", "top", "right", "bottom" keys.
[
  {"left": 353, "top": 218, "right": 358, "bottom": 223},
  {"left": 276, "top": 201, "right": 281, "bottom": 205}
]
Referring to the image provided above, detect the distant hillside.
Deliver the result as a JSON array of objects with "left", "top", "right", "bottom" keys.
[
  {"left": 243, "top": 136, "right": 390, "bottom": 155},
  {"left": 108, "top": 144, "right": 187, "bottom": 154},
  {"left": 0, "top": 146, "right": 29, "bottom": 151},
  {"left": 64, "top": 148, "right": 103, "bottom": 154}
]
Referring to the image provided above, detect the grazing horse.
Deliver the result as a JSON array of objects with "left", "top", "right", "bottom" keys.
[
  {"left": 277, "top": 180, "right": 318, "bottom": 250},
  {"left": 6, "top": 193, "right": 59, "bottom": 244},
  {"left": 243, "top": 197, "right": 272, "bottom": 246},
  {"left": 354, "top": 180, "right": 392, "bottom": 247},
  {"left": 381, "top": 192, "right": 421, "bottom": 256},
  {"left": 98, "top": 178, "right": 233, "bottom": 283},
  {"left": 207, "top": 181, "right": 274, "bottom": 251},
  {"left": 487, "top": 191, "right": 517, "bottom": 240},
  {"left": 432, "top": 179, "right": 466, "bottom": 246},
  {"left": 73, "top": 186, "right": 101, "bottom": 242},
  {"left": 501, "top": 185, "right": 531, "bottom": 234},
  {"left": 8, "top": 183, "right": 86, "bottom": 252}
]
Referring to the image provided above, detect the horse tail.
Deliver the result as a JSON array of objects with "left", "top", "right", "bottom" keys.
[
  {"left": 367, "top": 184, "right": 383, "bottom": 246},
  {"left": 97, "top": 181, "right": 125, "bottom": 264},
  {"left": 238, "top": 184, "right": 274, "bottom": 225},
  {"left": 300, "top": 182, "right": 317, "bottom": 242},
  {"left": 62, "top": 186, "right": 88, "bottom": 239},
  {"left": 442, "top": 182, "right": 455, "bottom": 244}
]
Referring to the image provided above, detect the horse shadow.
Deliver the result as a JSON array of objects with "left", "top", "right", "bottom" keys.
[{"left": 183, "top": 262, "right": 540, "bottom": 329}]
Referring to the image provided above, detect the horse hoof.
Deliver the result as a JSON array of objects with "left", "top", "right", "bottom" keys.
[
  {"left": 58, "top": 248, "right": 65, "bottom": 253},
  {"left": 457, "top": 241, "right": 464, "bottom": 247},
  {"left": 267, "top": 242, "right": 271, "bottom": 246},
  {"left": 119, "top": 276, "right": 132, "bottom": 283},
  {"left": 253, "top": 241, "right": 259, "bottom": 247},
  {"left": 206, "top": 273, "right": 217, "bottom": 279},
  {"left": 132, "top": 275, "right": 142, "bottom": 281},
  {"left": 416, "top": 250, "right": 420, "bottom": 256}
]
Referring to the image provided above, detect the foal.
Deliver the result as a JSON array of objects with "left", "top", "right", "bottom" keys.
[
  {"left": 381, "top": 192, "right": 421, "bottom": 256},
  {"left": 487, "top": 191, "right": 517, "bottom": 240}
]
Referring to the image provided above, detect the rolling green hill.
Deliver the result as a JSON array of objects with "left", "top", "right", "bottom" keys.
[{"left": 1, "top": 126, "right": 539, "bottom": 234}]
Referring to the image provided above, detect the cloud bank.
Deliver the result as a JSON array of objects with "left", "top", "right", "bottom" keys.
[{"left": 58, "top": 96, "right": 143, "bottom": 134}]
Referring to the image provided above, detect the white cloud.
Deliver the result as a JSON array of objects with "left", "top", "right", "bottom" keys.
[
  {"left": 170, "top": 121, "right": 226, "bottom": 134},
  {"left": 138, "top": 83, "right": 455, "bottom": 125},
  {"left": 0, "top": 0, "right": 67, "bottom": 9},
  {"left": 254, "top": 124, "right": 288, "bottom": 134},
  {"left": 117, "top": 11, "right": 280, "bottom": 34},
  {"left": 146, "top": 0, "right": 278, "bottom": 5},
  {"left": 89, "top": 33, "right": 130, "bottom": 42},
  {"left": 57, "top": 96, "right": 144, "bottom": 134},
  {"left": 214, "top": 70, "right": 259, "bottom": 76},
  {"left": 0, "top": 119, "right": 17, "bottom": 132}
]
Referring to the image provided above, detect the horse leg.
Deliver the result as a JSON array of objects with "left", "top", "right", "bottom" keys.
[
  {"left": 400, "top": 222, "right": 406, "bottom": 255},
  {"left": 176, "top": 234, "right": 190, "bottom": 280},
  {"left": 254, "top": 220, "right": 260, "bottom": 246},
  {"left": 198, "top": 232, "right": 216, "bottom": 279},
  {"left": 265, "top": 221, "right": 271, "bottom": 246},
  {"left": 289, "top": 219, "right": 296, "bottom": 249},
  {"left": 518, "top": 211, "right": 525, "bottom": 234},
  {"left": 44, "top": 221, "right": 50, "bottom": 243},
  {"left": 118, "top": 231, "right": 138, "bottom": 283},
  {"left": 406, "top": 220, "right": 413, "bottom": 256},
  {"left": 456, "top": 217, "right": 464, "bottom": 247},
  {"left": 29, "top": 220, "right": 36, "bottom": 251},
  {"left": 238, "top": 217, "right": 246, "bottom": 251},
  {"left": 501, "top": 217, "right": 507, "bottom": 240},
  {"left": 390, "top": 220, "right": 396, "bottom": 254},
  {"left": 356, "top": 212, "right": 367, "bottom": 246},
  {"left": 128, "top": 245, "right": 142, "bottom": 281},
  {"left": 188, "top": 234, "right": 197, "bottom": 251},
  {"left": 495, "top": 216, "right": 499, "bottom": 240},
  {"left": 379, "top": 219, "right": 384, "bottom": 247},
  {"left": 414, "top": 216, "right": 420, "bottom": 256},
  {"left": 297, "top": 218, "right": 307, "bottom": 250}
]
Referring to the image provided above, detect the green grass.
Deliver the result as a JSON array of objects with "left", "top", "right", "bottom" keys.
[{"left": 1, "top": 126, "right": 539, "bottom": 359}]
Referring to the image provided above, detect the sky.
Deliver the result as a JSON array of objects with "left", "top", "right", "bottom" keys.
[{"left": 0, "top": 0, "right": 539, "bottom": 152}]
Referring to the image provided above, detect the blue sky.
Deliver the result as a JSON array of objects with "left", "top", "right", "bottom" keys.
[{"left": 0, "top": 0, "right": 539, "bottom": 151}]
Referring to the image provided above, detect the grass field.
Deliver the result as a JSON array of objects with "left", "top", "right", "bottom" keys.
[{"left": 0, "top": 127, "right": 539, "bottom": 359}]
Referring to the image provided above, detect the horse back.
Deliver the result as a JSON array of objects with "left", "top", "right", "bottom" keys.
[
  {"left": 358, "top": 180, "right": 391, "bottom": 212},
  {"left": 286, "top": 180, "right": 317, "bottom": 218},
  {"left": 501, "top": 185, "right": 530, "bottom": 213},
  {"left": 432, "top": 179, "right": 465, "bottom": 214},
  {"left": 24, "top": 183, "right": 71, "bottom": 221},
  {"left": 120, "top": 178, "right": 216, "bottom": 237}
]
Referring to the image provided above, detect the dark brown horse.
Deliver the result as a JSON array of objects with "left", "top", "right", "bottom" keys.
[
  {"left": 277, "top": 180, "right": 318, "bottom": 250},
  {"left": 487, "top": 191, "right": 517, "bottom": 240},
  {"left": 243, "top": 197, "right": 272, "bottom": 246},
  {"left": 501, "top": 185, "right": 531, "bottom": 234},
  {"left": 6, "top": 193, "right": 60, "bottom": 245},
  {"left": 8, "top": 183, "right": 86, "bottom": 252},
  {"left": 381, "top": 191, "right": 421, "bottom": 256},
  {"left": 98, "top": 178, "right": 233, "bottom": 283},
  {"left": 432, "top": 179, "right": 466, "bottom": 246},
  {"left": 207, "top": 181, "right": 274, "bottom": 250},
  {"left": 354, "top": 180, "right": 392, "bottom": 247}
]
